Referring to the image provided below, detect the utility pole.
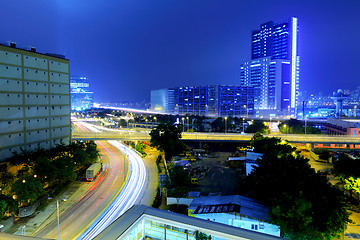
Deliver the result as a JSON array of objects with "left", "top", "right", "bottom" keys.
[{"left": 302, "top": 101, "right": 308, "bottom": 120}]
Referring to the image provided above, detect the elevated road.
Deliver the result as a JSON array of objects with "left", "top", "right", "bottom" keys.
[{"left": 72, "top": 131, "right": 360, "bottom": 145}]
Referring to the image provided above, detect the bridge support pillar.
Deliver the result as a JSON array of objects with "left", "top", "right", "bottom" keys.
[
  {"left": 199, "top": 142, "right": 202, "bottom": 149},
  {"left": 310, "top": 143, "right": 314, "bottom": 151}
]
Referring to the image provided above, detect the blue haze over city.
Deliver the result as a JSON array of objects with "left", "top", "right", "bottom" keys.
[{"left": 1, "top": 0, "right": 360, "bottom": 103}]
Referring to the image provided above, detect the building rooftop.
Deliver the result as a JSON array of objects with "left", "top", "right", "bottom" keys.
[
  {"left": 95, "top": 204, "right": 284, "bottom": 240},
  {"left": 189, "top": 195, "right": 270, "bottom": 222},
  {"left": 0, "top": 41, "right": 67, "bottom": 60}
]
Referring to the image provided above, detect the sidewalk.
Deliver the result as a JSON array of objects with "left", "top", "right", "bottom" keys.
[
  {"left": 6, "top": 181, "right": 92, "bottom": 236},
  {"left": 139, "top": 147, "right": 160, "bottom": 206}
]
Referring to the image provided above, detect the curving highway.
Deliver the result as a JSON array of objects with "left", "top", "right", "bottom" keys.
[
  {"left": 33, "top": 141, "right": 128, "bottom": 239},
  {"left": 78, "top": 140, "right": 146, "bottom": 239},
  {"left": 33, "top": 121, "right": 147, "bottom": 239}
]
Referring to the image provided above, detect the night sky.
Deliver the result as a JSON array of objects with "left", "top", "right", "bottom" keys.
[{"left": 1, "top": 0, "right": 360, "bottom": 103}]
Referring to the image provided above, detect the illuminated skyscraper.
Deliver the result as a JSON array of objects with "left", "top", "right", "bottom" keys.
[
  {"left": 70, "top": 76, "right": 93, "bottom": 111},
  {"left": 240, "top": 17, "right": 299, "bottom": 116}
]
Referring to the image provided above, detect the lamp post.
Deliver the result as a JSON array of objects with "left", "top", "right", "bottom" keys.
[
  {"left": 242, "top": 118, "right": 245, "bottom": 132},
  {"left": 284, "top": 124, "right": 288, "bottom": 134},
  {"left": 182, "top": 118, "right": 185, "bottom": 132},
  {"left": 224, "top": 117, "right": 227, "bottom": 134},
  {"left": 355, "top": 105, "right": 357, "bottom": 117},
  {"left": 57, "top": 200, "right": 60, "bottom": 240},
  {"left": 305, "top": 115, "right": 307, "bottom": 135},
  {"left": 57, "top": 198, "right": 67, "bottom": 240},
  {"left": 186, "top": 117, "right": 189, "bottom": 132}
]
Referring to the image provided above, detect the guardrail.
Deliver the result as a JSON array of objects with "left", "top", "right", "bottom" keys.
[{"left": 72, "top": 132, "right": 360, "bottom": 144}]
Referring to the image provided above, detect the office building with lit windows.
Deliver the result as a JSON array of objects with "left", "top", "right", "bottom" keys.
[
  {"left": 240, "top": 17, "right": 299, "bottom": 117},
  {"left": 0, "top": 42, "right": 71, "bottom": 161},
  {"left": 70, "top": 76, "right": 93, "bottom": 111},
  {"left": 151, "top": 85, "right": 254, "bottom": 117}
]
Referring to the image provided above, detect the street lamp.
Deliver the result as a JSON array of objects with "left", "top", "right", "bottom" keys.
[
  {"left": 182, "top": 118, "right": 185, "bottom": 132},
  {"left": 224, "top": 117, "right": 227, "bottom": 134},
  {"left": 242, "top": 118, "right": 245, "bottom": 132},
  {"left": 284, "top": 124, "right": 288, "bottom": 134},
  {"left": 57, "top": 198, "right": 67, "bottom": 240},
  {"left": 186, "top": 117, "right": 189, "bottom": 132},
  {"left": 355, "top": 105, "right": 357, "bottom": 117}
]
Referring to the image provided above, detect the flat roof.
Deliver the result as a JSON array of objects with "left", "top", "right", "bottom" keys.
[
  {"left": 0, "top": 42, "right": 68, "bottom": 61},
  {"left": 95, "top": 205, "right": 284, "bottom": 240},
  {"left": 189, "top": 195, "right": 270, "bottom": 222}
]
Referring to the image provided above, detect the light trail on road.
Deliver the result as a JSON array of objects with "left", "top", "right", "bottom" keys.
[
  {"left": 78, "top": 140, "right": 147, "bottom": 240},
  {"left": 34, "top": 141, "right": 126, "bottom": 239}
]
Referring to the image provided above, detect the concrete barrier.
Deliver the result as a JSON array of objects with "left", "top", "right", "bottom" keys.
[
  {"left": 310, "top": 151, "right": 319, "bottom": 161},
  {"left": 19, "top": 201, "right": 39, "bottom": 218},
  {"left": 167, "top": 197, "right": 193, "bottom": 206},
  {"left": 0, "top": 215, "right": 14, "bottom": 232}
]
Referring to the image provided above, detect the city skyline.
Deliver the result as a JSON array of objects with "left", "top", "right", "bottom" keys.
[{"left": 2, "top": 0, "right": 360, "bottom": 103}]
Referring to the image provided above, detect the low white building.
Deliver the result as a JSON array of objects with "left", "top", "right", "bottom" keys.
[
  {"left": 188, "top": 195, "right": 280, "bottom": 237},
  {"left": 245, "top": 152, "right": 263, "bottom": 176}
]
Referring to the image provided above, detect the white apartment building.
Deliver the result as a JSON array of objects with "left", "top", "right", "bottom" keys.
[{"left": 0, "top": 43, "right": 71, "bottom": 161}]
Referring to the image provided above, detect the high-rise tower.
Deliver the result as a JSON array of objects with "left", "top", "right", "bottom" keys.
[{"left": 241, "top": 17, "right": 299, "bottom": 116}]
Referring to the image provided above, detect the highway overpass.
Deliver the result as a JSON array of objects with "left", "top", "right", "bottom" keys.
[{"left": 72, "top": 131, "right": 360, "bottom": 146}]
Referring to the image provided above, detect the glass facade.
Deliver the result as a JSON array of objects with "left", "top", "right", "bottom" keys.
[
  {"left": 241, "top": 17, "right": 299, "bottom": 114},
  {"left": 151, "top": 85, "right": 254, "bottom": 117},
  {"left": 70, "top": 76, "right": 93, "bottom": 111}
]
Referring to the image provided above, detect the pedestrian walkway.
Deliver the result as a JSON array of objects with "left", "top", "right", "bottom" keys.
[
  {"left": 8, "top": 181, "right": 92, "bottom": 236},
  {"left": 139, "top": 147, "right": 160, "bottom": 206}
]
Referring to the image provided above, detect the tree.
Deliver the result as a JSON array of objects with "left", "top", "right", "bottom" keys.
[
  {"left": 193, "top": 116, "right": 206, "bottom": 132},
  {"left": 314, "top": 149, "right": 331, "bottom": 161},
  {"left": 150, "top": 122, "right": 187, "bottom": 161},
  {"left": 165, "top": 165, "right": 191, "bottom": 198},
  {"left": 245, "top": 120, "right": 270, "bottom": 134},
  {"left": 85, "top": 140, "right": 100, "bottom": 162},
  {"left": 343, "top": 177, "right": 360, "bottom": 197},
  {"left": 0, "top": 172, "right": 14, "bottom": 193},
  {"left": 250, "top": 134, "right": 295, "bottom": 157},
  {"left": 278, "top": 119, "right": 321, "bottom": 134},
  {"left": 135, "top": 142, "right": 147, "bottom": 157},
  {"left": 53, "top": 156, "right": 77, "bottom": 186},
  {"left": 12, "top": 175, "right": 45, "bottom": 206},
  {"left": 0, "top": 200, "right": 7, "bottom": 220},
  {"left": 33, "top": 155, "right": 57, "bottom": 184},
  {"left": 243, "top": 137, "right": 351, "bottom": 239},
  {"left": 332, "top": 153, "right": 360, "bottom": 179},
  {"left": 210, "top": 117, "right": 225, "bottom": 132},
  {"left": 194, "top": 231, "right": 212, "bottom": 240},
  {"left": 0, "top": 194, "right": 18, "bottom": 214}
]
